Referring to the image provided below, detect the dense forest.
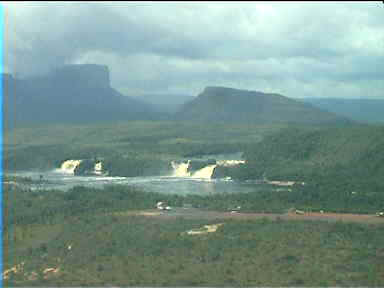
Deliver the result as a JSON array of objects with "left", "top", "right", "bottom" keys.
[
  {"left": 4, "top": 120, "right": 384, "bottom": 286},
  {"left": 235, "top": 125, "right": 384, "bottom": 191},
  {"left": 3, "top": 184, "right": 384, "bottom": 286},
  {"left": 5, "top": 122, "right": 384, "bottom": 212}
]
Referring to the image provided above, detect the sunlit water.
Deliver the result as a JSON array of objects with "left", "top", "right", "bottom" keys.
[{"left": 7, "top": 170, "right": 263, "bottom": 196}]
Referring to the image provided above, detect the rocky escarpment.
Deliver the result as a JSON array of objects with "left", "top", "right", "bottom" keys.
[{"left": 3, "top": 64, "right": 161, "bottom": 127}]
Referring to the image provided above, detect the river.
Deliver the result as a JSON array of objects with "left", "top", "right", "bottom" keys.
[{"left": 7, "top": 169, "right": 264, "bottom": 196}]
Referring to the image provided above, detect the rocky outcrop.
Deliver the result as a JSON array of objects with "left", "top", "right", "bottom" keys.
[
  {"left": 211, "top": 163, "right": 247, "bottom": 179},
  {"left": 74, "top": 159, "right": 98, "bottom": 176}
]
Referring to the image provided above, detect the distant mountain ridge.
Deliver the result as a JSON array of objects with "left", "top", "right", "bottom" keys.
[
  {"left": 2, "top": 64, "right": 162, "bottom": 128},
  {"left": 3, "top": 66, "right": 359, "bottom": 128},
  {"left": 300, "top": 98, "right": 384, "bottom": 123},
  {"left": 175, "top": 86, "right": 351, "bottom": 125}
]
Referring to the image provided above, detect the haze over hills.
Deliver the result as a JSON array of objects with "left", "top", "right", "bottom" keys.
[
  {"left": 2, "top": 64, "right": 162, "bottom": 127},
  {"left": 175, "top": 86, "right": 351, "bottom": 125},
  {"left": 2, "top": 64, "right": 357, "bottom": 127},
  {"left": 299, "top": 98, "right": 384, "bottom": 124},
  {"left": 132, "top": 93, "right": 195, "bottom": 113}
]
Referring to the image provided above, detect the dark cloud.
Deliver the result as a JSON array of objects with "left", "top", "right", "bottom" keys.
[{"left": 4, "top": 2, "right": 384, "bottom": 98}]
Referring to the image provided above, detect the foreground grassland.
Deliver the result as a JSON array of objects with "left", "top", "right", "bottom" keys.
[
  {"left": 4, "top": 210, "right": 384, "bottom": 286},
  {"left": 3, "top": 185, "right": 384, "bottom": 286}
]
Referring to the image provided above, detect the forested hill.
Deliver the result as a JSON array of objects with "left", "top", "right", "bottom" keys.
[
  {"left": 175, "top": 86, "right": 352, "bottom": 125},
  {"left": 2, "top": 65, "right": 163, "bottom": 128},
  {"left": 241, "top": 125, "right": 384, "bottom": 191}
]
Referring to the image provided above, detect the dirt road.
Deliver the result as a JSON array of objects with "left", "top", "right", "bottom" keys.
[{"left": 125, "top": 208, "right": 384, "bottom": 224}]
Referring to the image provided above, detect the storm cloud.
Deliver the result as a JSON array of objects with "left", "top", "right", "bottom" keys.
[{"left": 3, "top": 2, "right": 384, "bottom": 98}]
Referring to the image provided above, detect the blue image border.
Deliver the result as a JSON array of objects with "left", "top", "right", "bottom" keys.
[{"left": 0, "top": 3, "right": 4, "bottom": 287}]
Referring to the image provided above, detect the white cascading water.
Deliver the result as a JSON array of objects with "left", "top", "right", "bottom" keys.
[
  {"left": 59, "top": 160, "right": 82, "bottom": 174},
  {"left": 171, "top": 159, "right": 245, "bottom": 179},
  {"left": 217, "top": 160, "right": 245, "bottom": 166},
  {"left": 94, "top": 162, "right": 103, "bottom": 175},
  {"left": 191, "top": 164, "right": 217, "bottom": 179},
  {"left": 171, "top": 161, "right": 191, "bottom": 177}
]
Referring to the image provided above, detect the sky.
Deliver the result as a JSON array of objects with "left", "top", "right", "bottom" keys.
[{"left": 2, "top": 1, "right": 384, "bottom": 99}]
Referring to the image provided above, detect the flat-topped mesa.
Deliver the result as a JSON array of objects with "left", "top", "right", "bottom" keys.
[
  {"left": 176, "top": 85, "right": 352, "bottom": 124},
  {"left": 51, "top": 64, "right": 110, "bottom": 88},
  {"left": 201, "top": 86, "right": 271, "bottom": 97},
  {"left": 202, "top": 86, "right": 241, "bottom": 94}
]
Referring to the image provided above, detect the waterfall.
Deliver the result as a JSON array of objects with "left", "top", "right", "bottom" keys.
[
  {"left": 170, "top": 159, "right": 245, "bottom": 179},
  {"left": 171, "top": 161, "right": 191, "bottom": 177},
  {"left": 94, "top": 162, "right": 103, "bottom": 175},
  {"left": 216, "top": 160, "right": 245, "bottom": 166},
  {"left": 191, "top": 164, "right": 217, "bottom": 179},
  {"left": 170, "top": 162, "right": 216, "bottom": 179},
  {"left": 59, "top": 160, "right": 82, "bottom": 174}
]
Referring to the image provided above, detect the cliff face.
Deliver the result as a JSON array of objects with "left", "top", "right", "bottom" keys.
[{"left": 2, "top": 64, "right": 159, "bottom": 127}]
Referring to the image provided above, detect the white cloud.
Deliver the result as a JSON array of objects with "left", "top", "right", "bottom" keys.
[{"left": 3, "top": 1, "right": 384, "bottom": 98}]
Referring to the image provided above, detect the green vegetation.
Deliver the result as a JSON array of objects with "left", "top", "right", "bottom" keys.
[
  {"left": 3, "top": 185, "right": 384, "bottom": 286},
  {"left": 4, "top": 119, "right": 384, "bottom": 286},
  {"left": 238, "top": 125, "right": 384, "bottom": 190},
  {"left": 5, "top": 121, "right": 283, "bottom": 173},
  {"left": 200, "top": 124, "right": 384, "bottom": 214},
  {"left": 5, "top": 65, "right": 384, "bottom": 287},
  {"left": 5, "top": 122, "right": 384, "bottom": 214}
]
